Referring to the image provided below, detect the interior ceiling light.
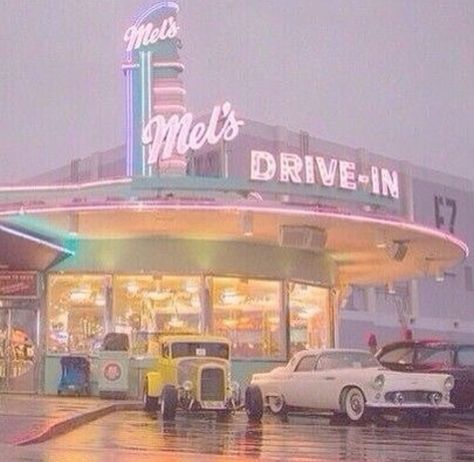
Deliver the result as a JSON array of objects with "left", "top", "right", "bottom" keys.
[
  {"left": 168, "top": 316, "right": 184, "bottom": 328},
  {"left": 435, "top": 269, "right": 445, "bottom": 282},
  {"left": 298, "top": 306, "right": 322, "bottom": 319},
  {"left": 146, "top": 289, "right": 172, "bottom": 301},
  {"left": 70, "top": 286, "right": 92, "bottom": 303},
  {"left": 95, "top": 293, "right": 106, "bottom": 306},
  {"left": 386, "top": 282, "right": 396, "bottom": 295},
  {"left": 184, "top": 280, "right": 199, "bottom": 294},
  {"left": 126, "top": 281, "right": 140, "bottom": 295},
  {"left": 220, "top": 288, "right": 246, "bottom": 305}
]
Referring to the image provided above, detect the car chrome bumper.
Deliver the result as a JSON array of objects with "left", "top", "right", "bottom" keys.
[
  {"left": 200, "top": 400, "right": 227, "bottom": 410},
  {"left": 366, "top": 402, "right": 454, "bottom": 409}
]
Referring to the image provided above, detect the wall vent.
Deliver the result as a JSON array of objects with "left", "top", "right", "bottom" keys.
[{"left": 279, "top": 226, "right": 327, "bottom": 252}]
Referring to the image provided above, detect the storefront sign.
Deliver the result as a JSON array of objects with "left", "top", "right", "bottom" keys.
[
  {"left": 0, "top": 272, "right": 38, "bottom": 298},
  {"left": 250, "top": 150, "right": 399, "bottom": 199},
  {"left": 142, "top": 101, "right": 244, "bottom": 164},
  {"left": 123, "top": 2, "right": 244, "bottom": 174},
  {"left": 124, "top": 16, "right": 178, "bottom": 52}
]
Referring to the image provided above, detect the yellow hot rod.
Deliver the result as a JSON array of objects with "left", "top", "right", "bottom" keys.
[{"left": 143, "top": 334, "right": 241, "bottom": 420}]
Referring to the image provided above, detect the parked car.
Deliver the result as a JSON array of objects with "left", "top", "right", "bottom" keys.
[
  {"left": 143, "top": 334, "right": 241, "bottom": 420},
  {"left": 376, "top": 340, "right": 474, "bottom": 410},
  {"left": 245, "top": 348, "right": 454, "bottom": 423}
]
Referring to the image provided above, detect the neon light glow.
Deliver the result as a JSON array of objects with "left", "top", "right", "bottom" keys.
[
  {"left": 0, "top": 178, "right": 132, "bottom": 193},
  {"left": 152, "top": 62, "right": 185, "bottom": 70},
  {"left": 250, "top": 150, "right": 400, "bottom": 199},
  {"left": 122, "top": 63, "right": 140, "bottom": 70},
  {"left": 124, "top": 16, "right": 178, "bottom": 52},
  {"left": 152, "top": 104, "right": 186, "bottom": 113},
  {"left": 143, "top": 101, "right": 244, "bottom": 164},
  {"left": 152, "top": 87, "right": 186, "bottom": 95}
]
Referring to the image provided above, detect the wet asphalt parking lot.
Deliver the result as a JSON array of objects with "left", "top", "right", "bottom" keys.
[{"left": 13, "top": 409, "right": 474, "bottom": 462}]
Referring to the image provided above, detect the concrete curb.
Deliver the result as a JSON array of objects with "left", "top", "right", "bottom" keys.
[{"left": 13, "top": 401, "right": 143, "bottom": 446}]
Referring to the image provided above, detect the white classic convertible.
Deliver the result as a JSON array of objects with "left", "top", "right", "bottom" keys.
[{"left": 245, "top": 349, "right": 454, "bottom": 423}]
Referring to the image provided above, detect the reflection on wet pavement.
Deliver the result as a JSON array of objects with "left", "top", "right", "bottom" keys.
[{"left": 33, "top": 411, "right": 474, "bottom": 462}]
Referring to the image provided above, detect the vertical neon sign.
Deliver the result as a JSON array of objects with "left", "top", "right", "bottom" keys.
[{"left": 123, "top": 1, "right": 184, "bottom": 177}]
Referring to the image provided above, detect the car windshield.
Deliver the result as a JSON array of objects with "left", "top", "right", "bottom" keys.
[
  {"left": 378, "top": 346, "right": 414, "bottom": 365},
  {"left": 318, "top": 351, "right": 380, "bottom": 369},
  {"left": 457, "top": 346, "right": 474, "bottom": 366},
  {"left": 416, "top": 346, "right": 453, "bottom": 368},
  {"left": 171, "top": 342, "right": 229, "bottom": 359}
]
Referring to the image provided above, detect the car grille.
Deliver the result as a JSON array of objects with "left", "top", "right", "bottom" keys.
[
  {"left": 385, "top": 391, "right": 431, "bottom": 403},
  {"left": 200, "top": 368, "right": 225, "bottom": 401}
]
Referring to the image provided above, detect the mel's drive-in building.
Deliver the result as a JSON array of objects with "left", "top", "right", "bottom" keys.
[{"left": 0, "top": 1, "right": 472, "bottom": 397}]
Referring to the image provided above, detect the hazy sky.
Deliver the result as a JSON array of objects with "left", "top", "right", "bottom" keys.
[{"left": 0, "top": 0, "right": 473, "bottom": 183}]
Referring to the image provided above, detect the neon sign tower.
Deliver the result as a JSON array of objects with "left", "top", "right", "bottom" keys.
[{"left": 123, "top": 1, "right": 186, "bottom": 176}]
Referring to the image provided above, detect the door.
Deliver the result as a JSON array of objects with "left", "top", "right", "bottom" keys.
[
  {"left": 283, "top": 354, "right": 319, "bottom": 408},
  {"left": 0, "top": 301, "right": 39, "bottom": 393}
]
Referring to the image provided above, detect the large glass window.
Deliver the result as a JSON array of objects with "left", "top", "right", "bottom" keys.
[
  {"left": 47, "top": 273, "right": 334, "bottom": 361},
  {"left": 47, "top": 274, "right": 110, "bottom": 354},
  {"left": 289, "top": 284, "right": 329, "bottom": 355},
  {"left": 112, "top": 274, "right": 201, "bottom": 354},
  {"left": 213, "top": 278, "right": 283, "bottom": 359}
]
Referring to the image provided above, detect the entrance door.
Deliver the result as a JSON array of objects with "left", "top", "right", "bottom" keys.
[{"left": 0, "top": 302, "right": 38, "bottom": 393}]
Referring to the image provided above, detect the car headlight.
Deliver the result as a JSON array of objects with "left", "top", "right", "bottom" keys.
[
  {"left": 372, "top": 374, "right": 385, "bottom": 390},
  {"left": 444, "top": 376, "right": 455, "bottom": 391},
  {"left": 183, "top": 380, "right": 193, "bottom": 392}
]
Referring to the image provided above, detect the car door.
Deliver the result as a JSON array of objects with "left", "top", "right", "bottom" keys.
[
  {"left": 283, "top": 354, "right": 319, "bottom": 409},
  {"left": 285, "top": 352, "right": 341, "bottom": 410},
  {"left": 309, "top": 353, "right": 343, "bottom": 410}
]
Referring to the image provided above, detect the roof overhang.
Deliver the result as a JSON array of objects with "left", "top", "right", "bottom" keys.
[
  {"left": 1, "top": 201, "right": 464, "bottom": 285},
  {"left": 0, "top": 223, "right": 74, "bottom": 271}
]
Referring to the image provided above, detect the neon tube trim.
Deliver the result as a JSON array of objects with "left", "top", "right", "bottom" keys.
[
  {"left": 152, "top": 87, "right": 186, "bottom": 95},
  {"left": 0, "top": 178, "right": 132, "bottom": 193},
  {"left": 153, "top": 62, "right": 185, "bottom": 70},
  {"left": 152, "top": 104, "right": 186, "bottom": 112}
]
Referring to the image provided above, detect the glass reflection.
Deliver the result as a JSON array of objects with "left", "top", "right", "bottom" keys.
[
  {"left": 213, "top": 278, "right": 283, "bottom": 359},
  {"left": 289, "top": 283, "right": 329, "bottom": 354}
]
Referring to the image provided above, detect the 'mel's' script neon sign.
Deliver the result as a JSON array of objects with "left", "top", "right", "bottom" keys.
[
  {"left": 142, "top": 102, "right": 245, "bottom": 164},
  {"left": 124, "top": 16, "right": 178, "bottom": 52}
]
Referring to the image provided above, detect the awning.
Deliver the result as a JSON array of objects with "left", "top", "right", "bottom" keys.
[{"left": 0, "top": 223, "right": 74, "bottom": 271}]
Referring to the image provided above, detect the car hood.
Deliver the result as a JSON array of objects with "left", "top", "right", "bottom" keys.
[{"left": 381, "top": 369, "right": 451, "bottom": 389}]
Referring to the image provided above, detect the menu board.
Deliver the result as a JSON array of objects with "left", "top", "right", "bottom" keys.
[{"left": 0, "top": 272, "right": 38, "bottom": 298}]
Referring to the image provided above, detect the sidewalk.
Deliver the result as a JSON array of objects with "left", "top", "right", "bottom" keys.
[{"left": 0, "top": 394, "right": 141, "bottom": 446}]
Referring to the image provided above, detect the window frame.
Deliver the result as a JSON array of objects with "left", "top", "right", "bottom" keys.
[{"left": 294, "top": 354, "right": 318, "bottom": 372}]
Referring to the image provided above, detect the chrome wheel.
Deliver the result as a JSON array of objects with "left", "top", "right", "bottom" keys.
[
  {"left": 343, "top": 387, "right": 366, "bottom": 422},
  {"left": 269, "top": 395, "right": 286, "bottom": 415}
]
